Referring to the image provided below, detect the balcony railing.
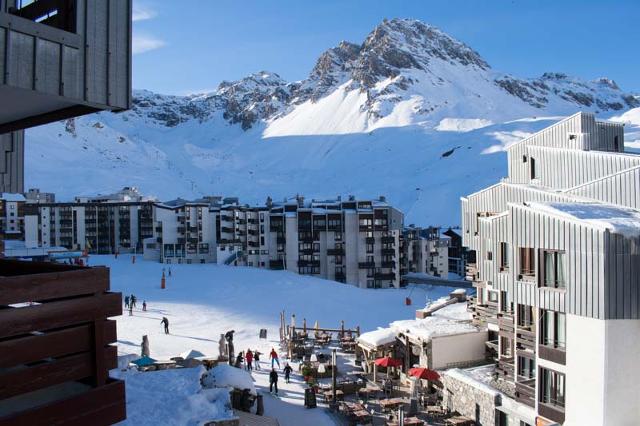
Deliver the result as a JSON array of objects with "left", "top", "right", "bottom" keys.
[
  {"left": 515, "top": 378, "right": 535, "bottom": 408},
  {"left": 516, "top": 328, "right": 536, "bottom": 352},
  {"left": 297, "top": 260, "right": 320, "bottom": 267},
  {"left": 0, "top": 259, "right": 125, "bottom": 424},
  {"left": 380, "top": 236, "right": 395, "bottom": 244},
  {"left": 374, "top": 272, "right": 395, "bottom": 281},
  {"left": 358, "top": 262, "right": 375, "bottom": 269},
  {"left": 496, "top": 356, "right": 514, "bottom": 380},
  {"left": 380, "top": 248, "right": 395, "bottom": 256},
  {"left": 327, "top": 248, "right": 344, "bottom": 256},
  {"left": 269, "top": 259, "right": 285, "bottom": 270}
]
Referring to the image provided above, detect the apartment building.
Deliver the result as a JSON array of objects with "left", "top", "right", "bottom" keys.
[
  {"left": 0, "top": 192, "right": 26, "bottom": 239},
  {"left": 460, "top": 112, "right": 640, "bottom": 425},
  {"left": 143, "top": 198, "right": 218, "bottom": 264},
  {"left": 400, "top": 226, "right": 449, "bottom": 278},
  {"left": 24, "top": 188, "right": 155, "bottom": 254},
  {"left": 213, "top": 196, "right": 405, "bottom": 288}
]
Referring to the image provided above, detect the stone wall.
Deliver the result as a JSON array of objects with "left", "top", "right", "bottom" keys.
[{"left": 441, "top": 372, "right": 500, "bottom": 426}]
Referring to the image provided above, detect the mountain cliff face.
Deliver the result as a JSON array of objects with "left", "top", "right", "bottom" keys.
[{"left": 25, "top": 18, "right": 640, "bottom": 225}]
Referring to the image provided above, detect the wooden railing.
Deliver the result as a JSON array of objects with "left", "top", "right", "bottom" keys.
[
  {"left": 515, "top": 378, "right": 535, "bottom": 408},
  {"left": 516, "top": 327, "right": 536, "bottom": 352},
  {"left": 0, "top": 259, "right": 125, "bottom": 425}
]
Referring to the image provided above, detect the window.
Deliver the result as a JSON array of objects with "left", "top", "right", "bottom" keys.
[
  {"left": 517, "top": 356, "right": 535, "bottom": 380},
  {"left": 530, "top": 157, "right": 536, "bottom": 180},
  {"left": 366, "top": 243, "right": 374, "bottom": 253},
  {"left": 486, "top": 251, "right": 493, "bottom": 261},
  {"left": 614, "top": 135, "right": 620, "bottom": 151},
  {"left": 541, "top": 310, "right": 566, "bottom": 349},
  {"left": 517, "top": 304, "right": 534, "bottom": 328},
  {"left": 541, "top": 250, "right": 566, "bottom": 289},
  {"left": 500, "top": 336, "right": 512, "bottom": 357},
  {"left": 335, "top": 232, "right": 342, "bottom": 241},
  {"left": 540, "top": 368, "right": 565, "bottom": 409},
  {"left": 499, "top": 242, "right": 510, "bottom": 271},
  {"left": 487, "top": 290, "right": 499, "bottom": 303},
  {"left": 519, "top": 247, "right": 535, "bottom": 278}
]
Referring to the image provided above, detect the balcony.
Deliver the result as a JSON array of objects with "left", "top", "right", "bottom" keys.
[
  {"left": 515, "top": 378, "right": 535, "bottom": 408},
  {"left": 380, "top": 248, "right": 395, "bottom": 256},
  {"left": 327, "top": 248, "right": 345, "bottom": 256},
  {"left": 297, "top": 260, "right": 320, "bottom": 267},
  {"left": 538, "top": 344, "right": 566, "bottom": 365},
  {"left": 0, "top": 0, "right": 132, "bottom": 134},
  {"left": 498, "top": 313, "right": 515, "bottom": 335},
  {"left": 365, "top": 237, "right": 375, "bottom": 244},
  {"left": 516, "top": 328, "right": 536, "bottom": 352},
  {"left": 374, "top": 272, "right": 395, "bottom": 281},
  {"left": 465, "top": 263, "right": 478, "bottom": 282},
  {"left": 358, "top": 261, "right": 375, "bottom": 269},
  {"left": 496, "top": 356, "right": 514, "bottom": 380},
  {"left": 474, "top": 300, "right": 499, "bottom": 325},
  {"left": 0, "top": 259, "right": 125, "bottom": 424},
  {"left": 381, "top": 236, "right": 395, "bottom": 244},
  {"left": 380, "top": 261, "right": 396, "bottom": 269}
]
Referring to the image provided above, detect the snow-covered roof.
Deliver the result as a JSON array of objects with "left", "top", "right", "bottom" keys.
[
  {"left": 357, "top": 327, "right": 396, "bottom": 348},
  {"left": 443, "top": 365, "right": 500, "bottom": 397},
  {"left": 526, "top": 202, "right": 640, "bottom": 239},
  {"left": 1, "top": 193, "right": 25, "bottom": 202},
  {"left": 390, "top": 301, "right": 477, "bottom": 342}
]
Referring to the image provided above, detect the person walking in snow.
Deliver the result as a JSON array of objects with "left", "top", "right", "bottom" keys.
[
  {"left": 168, "top": 267, "right": 172, "bottom": 277},
  {"left": 160, "top": 316, "right": 169, "bottom": 334},
  {"left": 269, "top": 348, "right": 280, "bottom": 368},
  {"left": 283, "top": 363, "right": 293, "bottom": 384},
  {"left": 142, "top": 300, "right": 147, "bottom": 311},
  {"left": 269, "top": 368, "right": 279, "bottom": 395},
  {"left": 124, "top": 295, "right": 130, "bottom": 309},
  {"left": 253, "top": 350, "right": 261, "bottom": 370},
  {"left": 235, "top": 351, "right": 244, "bottom": 369},
  {"left": 245, "top": 349, "right": 253, "bottom": 371},
  {"left": 130, "top": 294, "right": 137, "bottom": 308}
]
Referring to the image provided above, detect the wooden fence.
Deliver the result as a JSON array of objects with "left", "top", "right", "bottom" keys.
[{"left": 0, "top": 259, "right": 126, "bottom": 425}]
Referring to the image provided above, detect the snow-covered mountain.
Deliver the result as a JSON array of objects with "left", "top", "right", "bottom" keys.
[{"left": 25, "top": 18, "right": 640, "bottom": 225}]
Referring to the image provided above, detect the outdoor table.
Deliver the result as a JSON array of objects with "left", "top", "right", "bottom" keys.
[
  {"left": 379, "top": 397, "right": 405, "bottom": 412},
  {"left": 445, "top": 416, "right": 475, "bottom": 425},
  {"left": 341, "top": 401, "right": 365, "bottom": 412},
  {"left": 386, "top": 417, "right": 425, "bottom": 426},
  {"left": 323, "top": 389, "right": 344, "bottom": 402},
  {"left": 351, "top": 409, "right": 372, "bottom": 424}
]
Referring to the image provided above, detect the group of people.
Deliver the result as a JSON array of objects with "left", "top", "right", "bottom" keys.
[
  {"left": 124, "top": 294, "right": 147, "bottom": 315},
  {"left": 231, "top": 347, "right": 293, "bottom": 395}
]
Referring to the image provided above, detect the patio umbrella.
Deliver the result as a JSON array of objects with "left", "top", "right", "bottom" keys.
[
  {"left": 408, "top": 367, "right": 440, "bottom": 381},
  {"left": 131, "top": 355, "right": 156, "bottom": 367},
  {"left": 374, "top": 357, "right": 403, "bottom": 368}
]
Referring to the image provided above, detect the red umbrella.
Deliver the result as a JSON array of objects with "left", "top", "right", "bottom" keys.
[
  {"left": 374, "top": 357, "right": 403, "bottom": 368},
  {"left": 408, "top": 367, "right": 440, "bottom": 381}
]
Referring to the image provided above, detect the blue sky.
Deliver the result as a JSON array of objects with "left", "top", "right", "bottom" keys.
[{"left": 132, "top": 0, "right": 639, "bottom": 95}]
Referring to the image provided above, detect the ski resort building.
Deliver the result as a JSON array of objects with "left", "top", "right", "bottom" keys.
[
  {"left": 401, "top": 226, "right": 450, "bottom": 279},
  {"left": 22, "top": 188, "right": 155, "bottom": 254},
  {"left": 0, "top": 0, "right": 132, "bottom": 424},
  {"left": 461, "top": 112, "right": 640, "bottom": 426}
]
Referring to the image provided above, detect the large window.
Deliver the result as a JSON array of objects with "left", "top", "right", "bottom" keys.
[
  {"left": 541, "top": 250, "right": 566, "bottom": 289},
  {"left": 541, "top": 310, "right": 566, "bottom": 349},
  {"left": 517, "top": 304, "right": 534, "bottom": 328},
  {"left": 540, "top": 368, "right": 565, "bottom": 409},
  {"left": 519, "top": 247, "right": 535, "bottom": 279},
  {"left": 517, "top": 356, "right": 535, "bottom": 380},
  {"left": 499, "top": 242, "right": 510, "bottom": 271}
]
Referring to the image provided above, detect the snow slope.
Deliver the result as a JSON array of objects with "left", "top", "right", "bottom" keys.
[
  {"left": 24, "top": 18, "right": 640, "bottom": 226},
  {"left": 99, "top": 255, "right": 458, "bottom": 426}
]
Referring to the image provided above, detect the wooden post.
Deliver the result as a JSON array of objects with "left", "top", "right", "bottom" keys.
[{"left": 331, "top": 348, "right": 337, "bottom": 407}]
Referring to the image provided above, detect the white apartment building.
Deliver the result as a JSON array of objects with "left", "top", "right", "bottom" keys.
[
  {"left": 214, "top": 196, "right": 405, "bottom": 289},
  {"left": 401, "top": 226, "right": 449, "bottom": 278},
  {"left": 144, "top": 198, "right": 217, "bottom": 264},
  {"left": 23, "top": 188, "right": 156, "bottom": 253},
  {"left": 0, "top": 192, "right": 25, "bottom": 239},
  {"left": 460, "top": 112, "right": 640, "bottom": 426}
]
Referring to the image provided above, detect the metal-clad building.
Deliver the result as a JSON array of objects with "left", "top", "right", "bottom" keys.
[
  {"left": 0, "top": 0, "right": 132, "bottom": 193},
  {"left": 460, "top": 112, "right": 640, "bottom": 425}
]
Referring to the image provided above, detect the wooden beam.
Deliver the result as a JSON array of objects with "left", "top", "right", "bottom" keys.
[
  {"left": 0, "top": 379, "right": 126, "bottom": 426},
  {"left": 0, "top": 292, "right": 122, "bottom": 339},
  {"left": 0, "top": 320, "right": 116, "bottom": 368},
  {"left": 0, "top": 267, "right": 109, "bottom": 305}
]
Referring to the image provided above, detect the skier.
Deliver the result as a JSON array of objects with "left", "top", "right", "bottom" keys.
[
  {"left": 234, "top": 351, "right": 244, "bottom": 369},
  {"left": 269, "top": 348, "right": 280, "bottom": 368},
  {"left": 253, "top": 350, "right": 261, "bottom": 370},
  {"left": 283, "top": 363, "right": 293, "bottom": 384},
  {"left": 269, "top": 368, "right": 279, "bottom": 395},
  {"left": 130, "top": 294, "right": 137, "bottom": 308},
  {"left": 168, "top": 267, "right": 172, "bottom": 277},
  {"left": 141, "top": 335, "right": 150, "bottom": 357},
  {"left": 245, "top": 349, "right": 253, "bottom": 371},
  {"left": 124, "top": 295, "right": 130, "bottom": 309},
  {"left": 142, "top": 300, "right": 147, "bottom": 311},
  {"left": 160, "top": 316, "right": 170, "bottom": 334}
]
